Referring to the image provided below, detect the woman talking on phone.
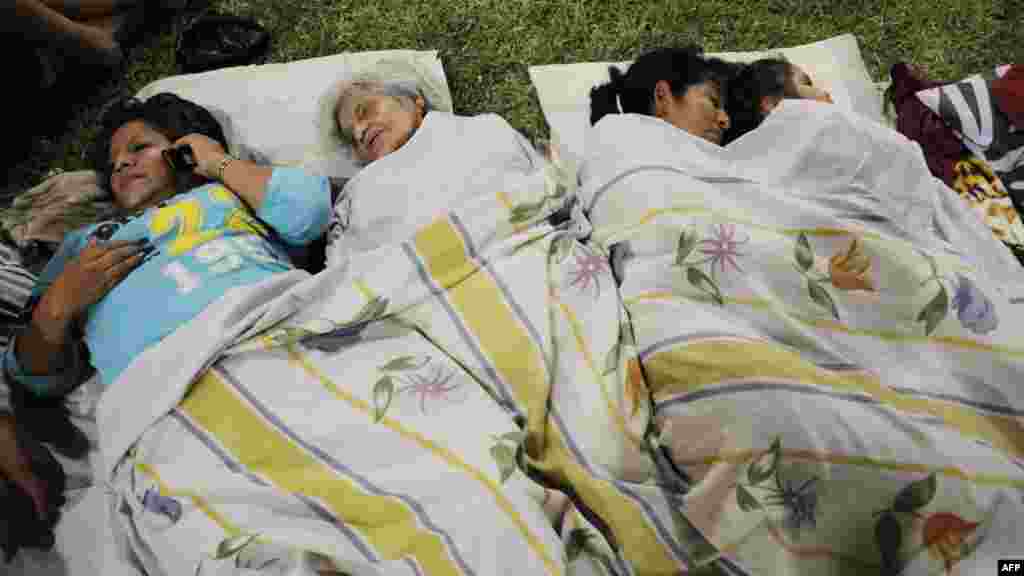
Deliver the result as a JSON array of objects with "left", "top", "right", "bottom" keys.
[{"left": 3, "top": 93, "right": 331, "bottom": 399}]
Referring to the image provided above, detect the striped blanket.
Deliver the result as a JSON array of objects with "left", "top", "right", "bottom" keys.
[
  {"left": 96, "top": 160, "right": 680, "bottom": 576},
  {"left": 97, "top": 100, "right": 1024, "bottom": 576},
  {"left": 580, "top": 104, "right": 1024, "bottom": 575}
]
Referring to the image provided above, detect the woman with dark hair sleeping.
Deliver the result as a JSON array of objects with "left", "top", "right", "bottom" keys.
[{"left": 589, "top": 45, "right": 738, "bottom": 145}]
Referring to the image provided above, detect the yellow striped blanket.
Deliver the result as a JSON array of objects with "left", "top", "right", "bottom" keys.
[
  {"left": 580, "top": 106, "right": 1024, "bottom": 575},
  {"left": 95, "top": 101, "right": 1024, "bottom": 576},
  {"left": 96, "top": 161, "right": 685, "bottom": 575}
]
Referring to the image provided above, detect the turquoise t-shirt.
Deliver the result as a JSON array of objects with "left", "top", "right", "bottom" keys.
[{"left": 4, "top": 167, "right": 330, "bottom": 393}]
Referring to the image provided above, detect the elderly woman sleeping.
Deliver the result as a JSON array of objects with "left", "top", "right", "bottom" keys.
[
  {"left": 4, "top": 93, "right": 330, "bottom": 396},
  {"left": 318, "top": 59, "right": 547, "bottom": 262}
]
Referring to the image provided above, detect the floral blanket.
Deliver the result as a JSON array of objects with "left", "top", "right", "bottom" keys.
[
  {"left": 92, "top": 101, "right": 1024, "bottom": 576},
  {"left": 95, "top": 157, "right": 676, "bottom": 576},
  {"left": 580, "top": 105, "right": 1024, "bottom": 575}
]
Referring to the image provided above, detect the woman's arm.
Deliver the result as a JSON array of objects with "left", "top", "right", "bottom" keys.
[
  {"left": 7, "top": 234, "right": 85, "bottom": 386},
  {"left": 13, "top": 292, "right": 75, "bottom": 377},
  {"left": 218, "top": 156, "right": 274, "bottom": 212},
  {"left": 6, "top": 238, "right": 146, "bottom": 395},
  {"left": 173, "top": 134, "right": 274, "bottom": 213},
  {"left": 172, "top": 134, "right": 332, "bottom": 247}
]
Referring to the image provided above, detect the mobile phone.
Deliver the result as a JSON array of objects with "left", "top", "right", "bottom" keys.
[{"left": 162, "top": 144, "right": 198, "bottom": 172}]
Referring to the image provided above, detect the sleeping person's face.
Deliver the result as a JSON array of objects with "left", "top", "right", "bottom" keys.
[
  {"left": 654, "top": 79, "right": 731, "bottom": 145},
  {"left": 758, "top": 65, "right": 833, "bottom": 116},
  {"left": 336, "top": 88, "right": 427, "bottom": 165},
  {"left": 785, "top": 65, "right": 833, "bottom": 104},
  {"left": 108, "top": 120, "right": 178, "bottom": 212}
]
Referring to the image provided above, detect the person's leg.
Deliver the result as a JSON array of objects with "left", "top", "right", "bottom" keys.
[
  {"left": 38, "top": 0, "right": 130, "bottom": 21},
  {"left": 82, "top": 14, "right": 117, "bottom": 34},
  {"left": 15, "top": 0, "right": 118, "bottom": 55}
]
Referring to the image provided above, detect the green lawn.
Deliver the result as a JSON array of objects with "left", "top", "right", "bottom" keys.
[{"left": 7, "top": 0, "right": 1022, "bottom": 197}]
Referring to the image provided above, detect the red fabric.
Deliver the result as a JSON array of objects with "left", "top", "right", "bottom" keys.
[
  {"left": 889, "top": 63, "right": 966, "bottom": 187},
  {"left": 991, "top": 65, "right": 1024, "bottom": 129}
]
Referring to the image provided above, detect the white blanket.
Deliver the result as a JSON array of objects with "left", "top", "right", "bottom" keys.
[
  {"left": 90, "top": 103, "right": 1024, "bottom": 576},
  {"left": 580, "top": 106, "right": 1024, "bottom": 574},
  {"left": 96, "top": 156, "right": 593, "bottom": 576},
  {"left": 328, "top": 111, "right": 545, "bottom": 262}
]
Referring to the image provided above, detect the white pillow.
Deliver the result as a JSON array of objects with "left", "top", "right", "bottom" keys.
[
  {"left": 135, "top": 50, "right": 451, "bottom": 179},
  {"left": 528, "top": 34, "right": 881, "bottom": 163}
]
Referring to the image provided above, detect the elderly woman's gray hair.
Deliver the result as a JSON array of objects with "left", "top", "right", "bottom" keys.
[{"left": 316, "top": 58, "right": 453, "bottom": 162}]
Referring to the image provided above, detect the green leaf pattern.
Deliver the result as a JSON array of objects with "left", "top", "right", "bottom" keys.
[
  {"left": 379, "top": 356, "right": 428, "bottom": 372},
  {"left": 215, "top": 534, "right": 258, "bottom": 560},
  {"left": 676, "top": 228, "right": 698, "bottom": 266},
  {"left": 668, "top": 227, "right": 728, "bottom": 307},
  {"left": 565, "top": 528, "right": 595, "bottom": 563},
  {"left": 686, "top": 266, "right": 724, "bottom": 306},
  {"left": 736, "top": 484, "right": 762, "bottom": 512},
  {"left": 794, "top": 232, "right": 814, "bottom": 271},
  {"left": 917, "top": 286, "right": 949, "bottom": 336},
  {"left": 807, "top": 279, "right": 840, "bottom": 321},
  {"left": 372, "top": 376, "right": 394, "bottom": 423},
  {"left": 891, "top": 473, "right": 937, "bottom": 513},
  {"left": 747, "top": 437, "right": 781, "bottom": 485},
  {"left": 490, "top": 443, "right": 517, "bottom": 483},
  {"left": 488, "top": 430, "right": 526, "bottom": 483},
  {"left": 354, "top": 296, "right": 389, "bottom": 325},
  {"left": 602, "top": 342, "right": 620, "bottom": 377},
  {"left": 509, "top": 200, "right": 546, "bottom": 225},
  {"left": 872, "top": 473, "right": 938, "bottom": 572},
  {"left": 733, "top": 437, "right": 823, "bottom": 536},
  {"left": 552, "top": 235, "right": 574, "bottom": 263}
]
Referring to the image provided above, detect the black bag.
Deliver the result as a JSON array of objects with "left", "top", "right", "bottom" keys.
[{"left": 175, "top": 13, "right": 271, "bottom": 74}]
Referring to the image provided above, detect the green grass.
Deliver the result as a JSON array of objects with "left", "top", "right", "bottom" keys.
[{"left": 6, "top": 0, "right": 1023, "bottom": 198}]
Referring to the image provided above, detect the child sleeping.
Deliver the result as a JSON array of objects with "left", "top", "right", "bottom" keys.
[{"left": 723, "top": 56, "right": 834, "bottom": 144}]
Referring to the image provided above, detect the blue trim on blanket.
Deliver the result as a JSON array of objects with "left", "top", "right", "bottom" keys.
[
  {"left": 401, "top": 236, "right": 522, "bottom": 417},
  {"left": 637, "top": 332, "right": 753, "bottom": 361},
  {"left": 414, "top": 215, "right": 691, "bottom": 572},
  {"left": 888, "top": 386, "right": 1024, "bottom": 417},
  {"left": 654, "top": 378, "right": 1024, "bottom": 419},
  {"left": 586, "top": 165, "right": 751, "bottom": 213},
  {"left": 213, "top": 365, "right": 475, "bottom": 576},
  {"left": 655, "top": 381, "right": 878, "bottom": 412},
  {"left": 448, "top": 212, "right": 558, "bottom": 406},
  {"left": 169, "top": 410, "right": 381, "bottom": 564}
]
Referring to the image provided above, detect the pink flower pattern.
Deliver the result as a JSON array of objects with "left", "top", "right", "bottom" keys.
[
  {"left": 396, "top": 363, "right": 468, "bottom": 414},
  {"left": 568, "top": 246, "right": 611, "bottom": 298},
  {"left": 697, "top": 223, "right": 749, "bottom": 278}
]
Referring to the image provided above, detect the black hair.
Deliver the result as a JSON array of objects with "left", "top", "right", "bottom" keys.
[
  {"left": 589, "top": 45, "right": 738, "bottom": 126},
  {"left": 89, "top": 92, "right": 229, "bottom": 195},
  {"left": 721, "top": 58, "right": 794, "bottom": 145},
  {"left": 86, "top": 93, "right": 310, "bottom": 271}
]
